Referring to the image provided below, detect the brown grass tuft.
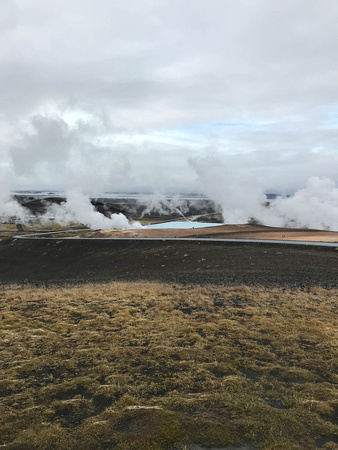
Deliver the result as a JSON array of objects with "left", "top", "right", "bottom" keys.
[{"left": 0, "top": 282, "right": 337, "bottom": 449}]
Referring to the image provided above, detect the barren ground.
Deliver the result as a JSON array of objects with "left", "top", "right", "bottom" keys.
[
  {"left": 0, "top": 237, "right": 337, "bottom": 288},
  {"left": 80, "top": 224, "right": 338, "bottom": 242}
]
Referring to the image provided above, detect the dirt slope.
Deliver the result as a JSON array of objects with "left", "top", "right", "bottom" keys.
[{"left": 80, "top": 223, "right": 338, "bottom": 242}]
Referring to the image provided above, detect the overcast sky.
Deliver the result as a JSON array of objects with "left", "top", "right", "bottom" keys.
[{"left": 1, "top": 0, "right": 338, "bottom": 194}]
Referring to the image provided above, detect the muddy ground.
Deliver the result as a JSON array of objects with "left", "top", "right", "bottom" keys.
[{"left": 0, "top": 237, "right": 337, "bottom": 288}]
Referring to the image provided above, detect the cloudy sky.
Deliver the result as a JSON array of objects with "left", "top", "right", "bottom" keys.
[{"left": 1, "top": 0, "right": 338, "bottom": 194}]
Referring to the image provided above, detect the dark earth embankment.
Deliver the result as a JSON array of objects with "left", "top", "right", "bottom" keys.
[{"left": 1, "top": 237, "right": 337, "bottom": 287}]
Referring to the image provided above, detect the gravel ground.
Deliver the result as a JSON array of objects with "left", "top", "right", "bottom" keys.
[{"left": 1, "top": 237, "right": 337, "bottom": 288}]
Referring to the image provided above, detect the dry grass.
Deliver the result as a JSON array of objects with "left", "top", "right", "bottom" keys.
[
  {"left": 0, "top": 223, "right": 18, "bottom": 237},
  {"left": 0, "top": 282, "right": 337, "bottom": 449},
  {"left": 0, "top": 222, "right": 86, "bottom": 239}
]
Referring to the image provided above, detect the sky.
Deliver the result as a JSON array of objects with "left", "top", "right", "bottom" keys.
[{"left": 1, "top": 0, "right": 338, "bottom": 197}]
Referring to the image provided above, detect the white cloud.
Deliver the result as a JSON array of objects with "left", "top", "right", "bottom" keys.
[{"left": 0, "top": 0, "right": 337, "bottom": 229}]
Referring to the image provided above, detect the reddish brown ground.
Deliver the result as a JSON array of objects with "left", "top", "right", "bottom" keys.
[{"left": 80, "top": 223, "right": 338, "bottom": 242}]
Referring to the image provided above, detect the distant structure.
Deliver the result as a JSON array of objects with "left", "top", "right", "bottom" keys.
[{"left": 16, "top": 223, "right": 24, "bottom": 232}]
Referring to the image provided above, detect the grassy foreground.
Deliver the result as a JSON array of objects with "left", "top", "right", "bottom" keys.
[{"left": 0, "top": 282, "right": 337, "bottom": 450}]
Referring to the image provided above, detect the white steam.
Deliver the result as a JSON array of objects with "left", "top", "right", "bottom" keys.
[
  {"left": 190, "top": 155, "right": 267, "bottom": 223},
  {"left": 45, "top": 188, "right": 142, "bottom": 230},
  {"left": 139, "top": 192, "right": 189, "bottom": 218},
  {"left": 0, "top": 179, "right": 30, "bottom": 222},
  {"left": 190, "top": 155, "right": 338, "bottom": 231},
  {"left": 263, "top": 177, "right": 338, "bottom": 230},
  {"left": 0, "top": 194, "right": 30, "bottom": 222},
  {"left": 0, "top": 184, "right": 141, "bottom": 230},
  {"left": 1, "top": 119, "right": 338, "bottom": 232}
]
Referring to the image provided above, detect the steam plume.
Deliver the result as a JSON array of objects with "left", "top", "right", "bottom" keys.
[
  {"left": 190, "top": 155, "right": 338, "bottom": 231},
  {"left": 263, "top": 177, "right": 338, "bottom": 230},
  {"left": 139, "top": 192, "right": 188, "bottom": 218},
  {"left": 0, "top": 178, "right": 30, "bottom": 223},
  {"left": 45, "top": 188, "right": 141, "bottom": 230},
  {"left": 0, "top": 184, "right": 141, "bottom": 230}
]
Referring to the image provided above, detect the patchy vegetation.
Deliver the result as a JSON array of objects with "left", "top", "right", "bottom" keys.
[
  {"left": 0, "top": 223, "right": 19, "bottom": 238},
  {"left": 0, "top": 222, "right": 88, "bottom": 239},
  {"left": 0, "top": 282, "right": 337, "bottom": 449}
]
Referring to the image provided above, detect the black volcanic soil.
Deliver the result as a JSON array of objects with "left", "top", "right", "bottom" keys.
[{"left": 1, "top": 237, "right": 337, "bottom": 288}]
